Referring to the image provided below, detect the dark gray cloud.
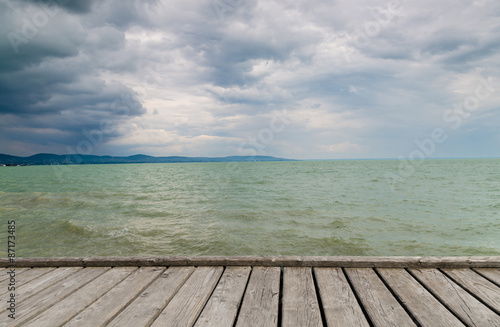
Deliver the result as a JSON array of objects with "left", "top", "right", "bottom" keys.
[
  {"left": 21, "top": 0, "right": 97, "bottom": 14},
  {"left": 0, "top": 0, "right": 147, "bottom": 155}
]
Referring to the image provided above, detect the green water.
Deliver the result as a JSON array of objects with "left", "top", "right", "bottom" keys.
[{"left": 1, "top": 159, "right": 499, "bottom": 257}]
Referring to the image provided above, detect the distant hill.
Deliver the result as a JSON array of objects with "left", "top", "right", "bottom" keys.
[{"left": 0, "top": 153, "right": 296, "bottom": 166}]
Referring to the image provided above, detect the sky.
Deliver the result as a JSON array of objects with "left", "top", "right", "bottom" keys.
[{"left": 0, "top": 0, "right": 499, "bottom": 160}]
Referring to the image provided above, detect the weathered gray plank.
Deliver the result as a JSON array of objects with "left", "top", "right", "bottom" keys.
[
  {"left": 150, "top": 266, "right": 224, "bottom": 327},
  {"left": 410, "top": 268, "right": 500, "bottom": 327},
  {"left": 0, "top": 267, "right": 81, "bottom": 317},
  {"left": 108, "top": 267, "right": 194, "bottom": 327},
  {"left": 282, "top": 267, "right": 322, "bottom": 326},
  {"left": 65, "top": 267, "right": 165, "bottom": 327},
  {"left": 0, "top": 268, "right": 56, "bottom": 296},
  {"left": 0, "top": 268, "right": 30, "bottom": 283},
  {"left": 0, "top": 268, "right": 11, "bottom": 281},
  {"left": 442, "top": 268, "right": 500, "bottom": 313},
  {"left": 345, "top": 268, "right": 417, "bottom": 327},
  {"left": 194, "top": 266, "right": 251, "bottom": 327},
  {"left": 23, "top": 267, "right": 136, "bottom": 327},
  {"left": 377, "top": 268, "right": 464, "bottom": 326},
  {"left": 235, "top": 267, "right": 280, "bottom": 327},
  {"left": 314, "top": 268, "right": 370, "bottom": 327},
  {"left": 0, "top": 267, "right": 109, "bottom": 326},
  {"left": 11, "top": 267, "right": 55, "bottom": 283},
  {"left": 474, "top": 268, "right": 500, "bottom": 286},
  {"left": 17, "top": 267, "right": 82, "bottom": 301},
  {"left": 3, "top": 256, "right": 500, "bottom": 268}
]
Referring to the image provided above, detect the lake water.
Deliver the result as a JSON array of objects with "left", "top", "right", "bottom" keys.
[{"left": 1, "top": 159, "right": 499, "bottom": 257}]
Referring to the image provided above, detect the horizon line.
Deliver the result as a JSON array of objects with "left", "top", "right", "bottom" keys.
[{"left": 1, "top": 152, "right": 499, "bottom": 161}]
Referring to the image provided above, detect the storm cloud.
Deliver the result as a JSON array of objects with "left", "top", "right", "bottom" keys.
[{"left": 0, "top": 0, "right": 499, "bottom": 159}]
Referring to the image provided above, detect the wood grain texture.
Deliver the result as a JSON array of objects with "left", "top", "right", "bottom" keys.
[
  {"left": 23, "top": 267, "right": 136, "bottom": 327},
  {"left": 0, "top": 268, "right": 30, "bottom": 283},
  {"left": 474, "top": 268, "right": 500, "bottom": 286},
  {"left": 15, "top": 267, "right": 82, "bottom": 301},
  {"left": 2, "top": 256, "right": 500, "bottom": 268},
  {"left": 314, "top": 268, "right": 370, "bottom": 327},
  {"left": 10, "top": 267, "right": 54, "bottom": 283},
  {"left": 0, "top": 268, "right": 55, "bottom": 297},
  {"left": 442, "top": 268, "right": 500, "bottom": 314},
  {"left": 410, "top": 268, "right": 500, "bottom": 327},
  {"left": 150, "top": 266, "right": 223, "bottom": 327},
  {"left": 345, "top": 268, "right": 417, "bottom": 327},
  {"left": 194, "top": 266, "right": 251, "bottom": 327},
  {"left": 0, "top": 267, "right": 81, "bottom": 316},
  {"left": 235, "top": 267, "right": 280, "bottom": 327},
  {"left": 108, "top": 266, "right": 195, "bottom": 327},
  {"left": 282, "top": 267, "right": 322, "bottom": 327},
  {"left": 65, "top": 267, "right": 165, "bottom": 327},
  {"left": 0, "top": 267, "right": 109, "bottom": 326},
  {"left": 377, "top": 268, "right": 464, "bottom": 326}
]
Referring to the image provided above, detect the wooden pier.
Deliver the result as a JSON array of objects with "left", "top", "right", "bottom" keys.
[{"left": 1, "top": 256, "right": 500, "bottom": 326}]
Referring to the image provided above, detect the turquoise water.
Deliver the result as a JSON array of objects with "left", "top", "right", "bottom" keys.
[{"left": 0, "top": 159, "right": 499, "bottom": 257}]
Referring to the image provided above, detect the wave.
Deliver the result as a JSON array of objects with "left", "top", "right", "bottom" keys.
[
  {"left": 488, "top": 202, "right": 500, "bottom": 209},
  {"left": 49, "top": 220, "right": 132, "bottom": 239},
  {"left": 55, "top": 220, "right": 91, "bottom": 236}
]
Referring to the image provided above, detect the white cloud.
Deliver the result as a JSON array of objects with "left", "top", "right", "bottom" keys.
[{"left": 349, "top": 85, "right": 360, "bottom": 94}]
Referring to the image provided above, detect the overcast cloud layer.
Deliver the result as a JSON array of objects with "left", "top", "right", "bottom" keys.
[{"left": 1, "top": 0, "right": 499, "bottom": 159}]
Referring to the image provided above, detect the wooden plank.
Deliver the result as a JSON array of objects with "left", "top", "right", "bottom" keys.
[
  {"left": 16, "top": 267, "right": 82, "bottom": 301},
  {"left": 150, "top": 266, "right": 224, "bottom": 327},
  {"left": 0, "top": 268, "right": 56, "bottom": 296},
  {"left": 108, "top": 267, "right": 195, "bottom": 327},
  {"left": 3, "top": 256, "right": 500, "bottom": 268},
  {"left": 410, "top": 268, "right": 500, "bottom": 326},
  {"left": 442, "top": 268, "right": 500, "bottom": 313},
  {"left": 0, "top": 268, "right": 9, "bottom": 282},
  {"left": 235, "top": 267, "right": 280, "bottom": 327},
  {"left": 377, "top": 268, "right": 464, "bottom": 326},
  {"left": 11, "top": 268, "right": 55, "bottom": 284},
  {"left": 23, "top": 267, "right": 137, "bottom": 327},
  {"left": 474, "top": 268, "right": 500, "bottom": 286},
  {"left": 19, "top": 267, "right": 83, "bottom": 301},
  {"left": 345, "top": 268, "right": 417, "bottom": 327},
  {"left": 65, "top": 267, "right": 165, "bottom": 327},
  {"left": 194, "top": 266, "right": 251, "bottom": 327},
  {"left": 282, "top": 267, "right": 322, "bottom": 326},
  {"left": 314, "top": 268, "right": 370, "bottom": 327},
  {"left": 0, "top": 267, "right": 81, "bottom": 317},
  {"left": 0, "top": 267, "right": 109, "bottom": 326},
  {"left": 0, "top": 268, "right": 30, "bottom": 283}
]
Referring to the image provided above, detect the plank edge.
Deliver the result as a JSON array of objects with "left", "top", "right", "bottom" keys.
[{"left": 2, "top": 256, "right": 500, "bottom": 268}]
